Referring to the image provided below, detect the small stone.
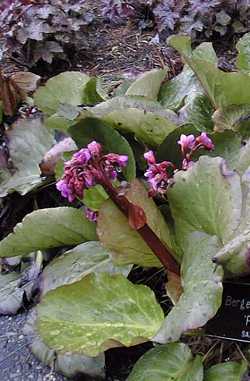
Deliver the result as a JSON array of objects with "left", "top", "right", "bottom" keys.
[{"left": 43, "top": 373, "right": 57, "bottom": 381}]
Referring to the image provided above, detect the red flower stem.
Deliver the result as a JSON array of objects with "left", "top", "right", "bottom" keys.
[{"left": 101, "top": 178, "right": 180, "bottom": 275}]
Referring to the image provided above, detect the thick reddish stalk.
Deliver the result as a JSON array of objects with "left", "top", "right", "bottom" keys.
[{"left": 102, "top": 178, "right": 180, "bottom": 275}]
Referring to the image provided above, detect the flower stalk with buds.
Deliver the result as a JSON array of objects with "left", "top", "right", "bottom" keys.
[
  {"left": 144, "top": 132, "right": 214, "bottom": 196},
  {"left": 57, "top": 140, "right": 180, "bottom": 275}
]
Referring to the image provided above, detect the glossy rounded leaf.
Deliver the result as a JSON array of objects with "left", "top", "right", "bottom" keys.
[
  {"left": 204, "top": 361, "right": 247, "bottom": 381},
  {"left": 168, "top": 156, "right": 242, "bottom": 245},
  {"left": 34, "top": 72, "right": 90, "bottom": 116},
  {"left": 84, "top": 96, "right": 178, "bottom": 147},
  {"left": 37, "top": 272, "right": 164, "bottom": 357},
  {"left": 128, "top": 342, "right": 203, "bottom": 381},
  {"left": 0, "top": 207, "right": 97, "bottom": 257}
]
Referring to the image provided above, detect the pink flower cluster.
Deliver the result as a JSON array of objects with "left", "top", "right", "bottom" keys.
[
  {"left": 144, "top": 132, "right": 214, "bottom": 195},
  {"left": 144, "top": 151, "right": 175, "bottom": 196},
  {"left": 178, "top": 132, "right": 214, "bottom": 169},
  {"left": 56, "top": 141, "right": 128, "bottom": 204}
]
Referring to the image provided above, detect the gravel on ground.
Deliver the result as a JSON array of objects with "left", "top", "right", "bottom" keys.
[{"left": 0, "top": 312, "right": 68, "bottom": 381}]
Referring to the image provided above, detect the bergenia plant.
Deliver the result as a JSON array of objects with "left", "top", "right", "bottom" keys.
[{"left": 2, "top": 33, "right": 250, "bottom": 379}]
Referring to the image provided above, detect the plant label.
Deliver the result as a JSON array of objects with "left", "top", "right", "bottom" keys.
[{"left": 206, "top": 277, "right": 250, "bottom": 342}]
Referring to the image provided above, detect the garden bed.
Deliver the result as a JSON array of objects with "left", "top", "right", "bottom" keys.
[{"left": 2, "top": 1, "right": 250, "bottom": 381}]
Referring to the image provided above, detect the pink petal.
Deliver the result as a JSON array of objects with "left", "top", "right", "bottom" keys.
[{"left": 144, "top": 150, "right": 156, "bottom": 164}]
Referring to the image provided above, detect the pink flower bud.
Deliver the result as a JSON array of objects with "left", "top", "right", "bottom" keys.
[
  {"left": 196, "top": 132, "right": 214, "bottom": 150},
  {"left": 144, "top": 151, "right": 156, "bottom": 165},
  {"left": 73, "top": 148, "right": 91, "bottom": 165},
  {"left": 56, "top": 179, "right": 75, "bottom": 202},
  {"left": 104, "top": 153, "right": 128, "bottom": 167},
  {"left": 117, "top": 155, "right": 129, "bottom": 167},
  {"left": 87, "top": 141, "right": 102, "bottom": 156},
  {"left": 178, "top": 134, "right": 196, "bottom": 153},
  {"left": 144, "top": 156, "right": 175, "bottom": 196},
  {"left": 83, "top": 170, "right": 96, "bottom": 188}
]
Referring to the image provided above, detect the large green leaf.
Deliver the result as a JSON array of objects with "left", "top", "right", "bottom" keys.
[
  {"left": 82, "top": 96, "right": 178, "bottom": 147},
  {"left": 69, "top": 117, "right": 136, "bottom": 181},
  {"left": 212, "top": 160, "right": 250, "bottom": 276},
  {"left": 40, "top": 241, "right": 131, "bottom": 295},
  {"left": 168, "top": 36, "right": 218, "bottom": 66},
  {"left": 45, "top": 113, "right": 76, "bottom": 131},
  {"left": 168, "top": 156, "right": 242, "bottom": 246},
  {"left": 236, "top": 32, "right": 250, "bottom": 73},
  {"left": 34, "top": 71, "right": 90, "bottom": 116},
  {"left": 159, "top": 66, "right": 203, "bottom": 111},
  {"left": 0, "top": 207, "right": 97, "bottom": 257},
  {"left": 0, "top": 117, "right": 54, "bottom": 197},
  {"left": 169, "top": 35, "right": 250, "bottom": 109},
  {"left": 128, "top": 343, "right": 203, "bottom": 381},
  {"left": 154, "top": 232, "right": 223, "bottom": 343},
  {"left": 97, "top": 179, "right": 176, "bottom": 267},
  {"left": 103, "top": 108, "right": 177, "bottom": 147},
  {"left": 204, "top": 361, "right": 247, "bottom": 381},
  {"left": 125, "top": 68, "right": 167, "bottom": 100},
  {"left": 36, "top": 272, "right": 164, "bottom": 357},
  {"left": 91, "top": 96, "right": 178, "bottom": 121}
]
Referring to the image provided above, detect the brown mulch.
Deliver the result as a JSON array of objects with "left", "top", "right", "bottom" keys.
[
  {"left": 0, "top": 0, "right": 182, "bottom": 82},
  {"left": 72, "top": 0, "right": 182, "bottom": 80}
]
